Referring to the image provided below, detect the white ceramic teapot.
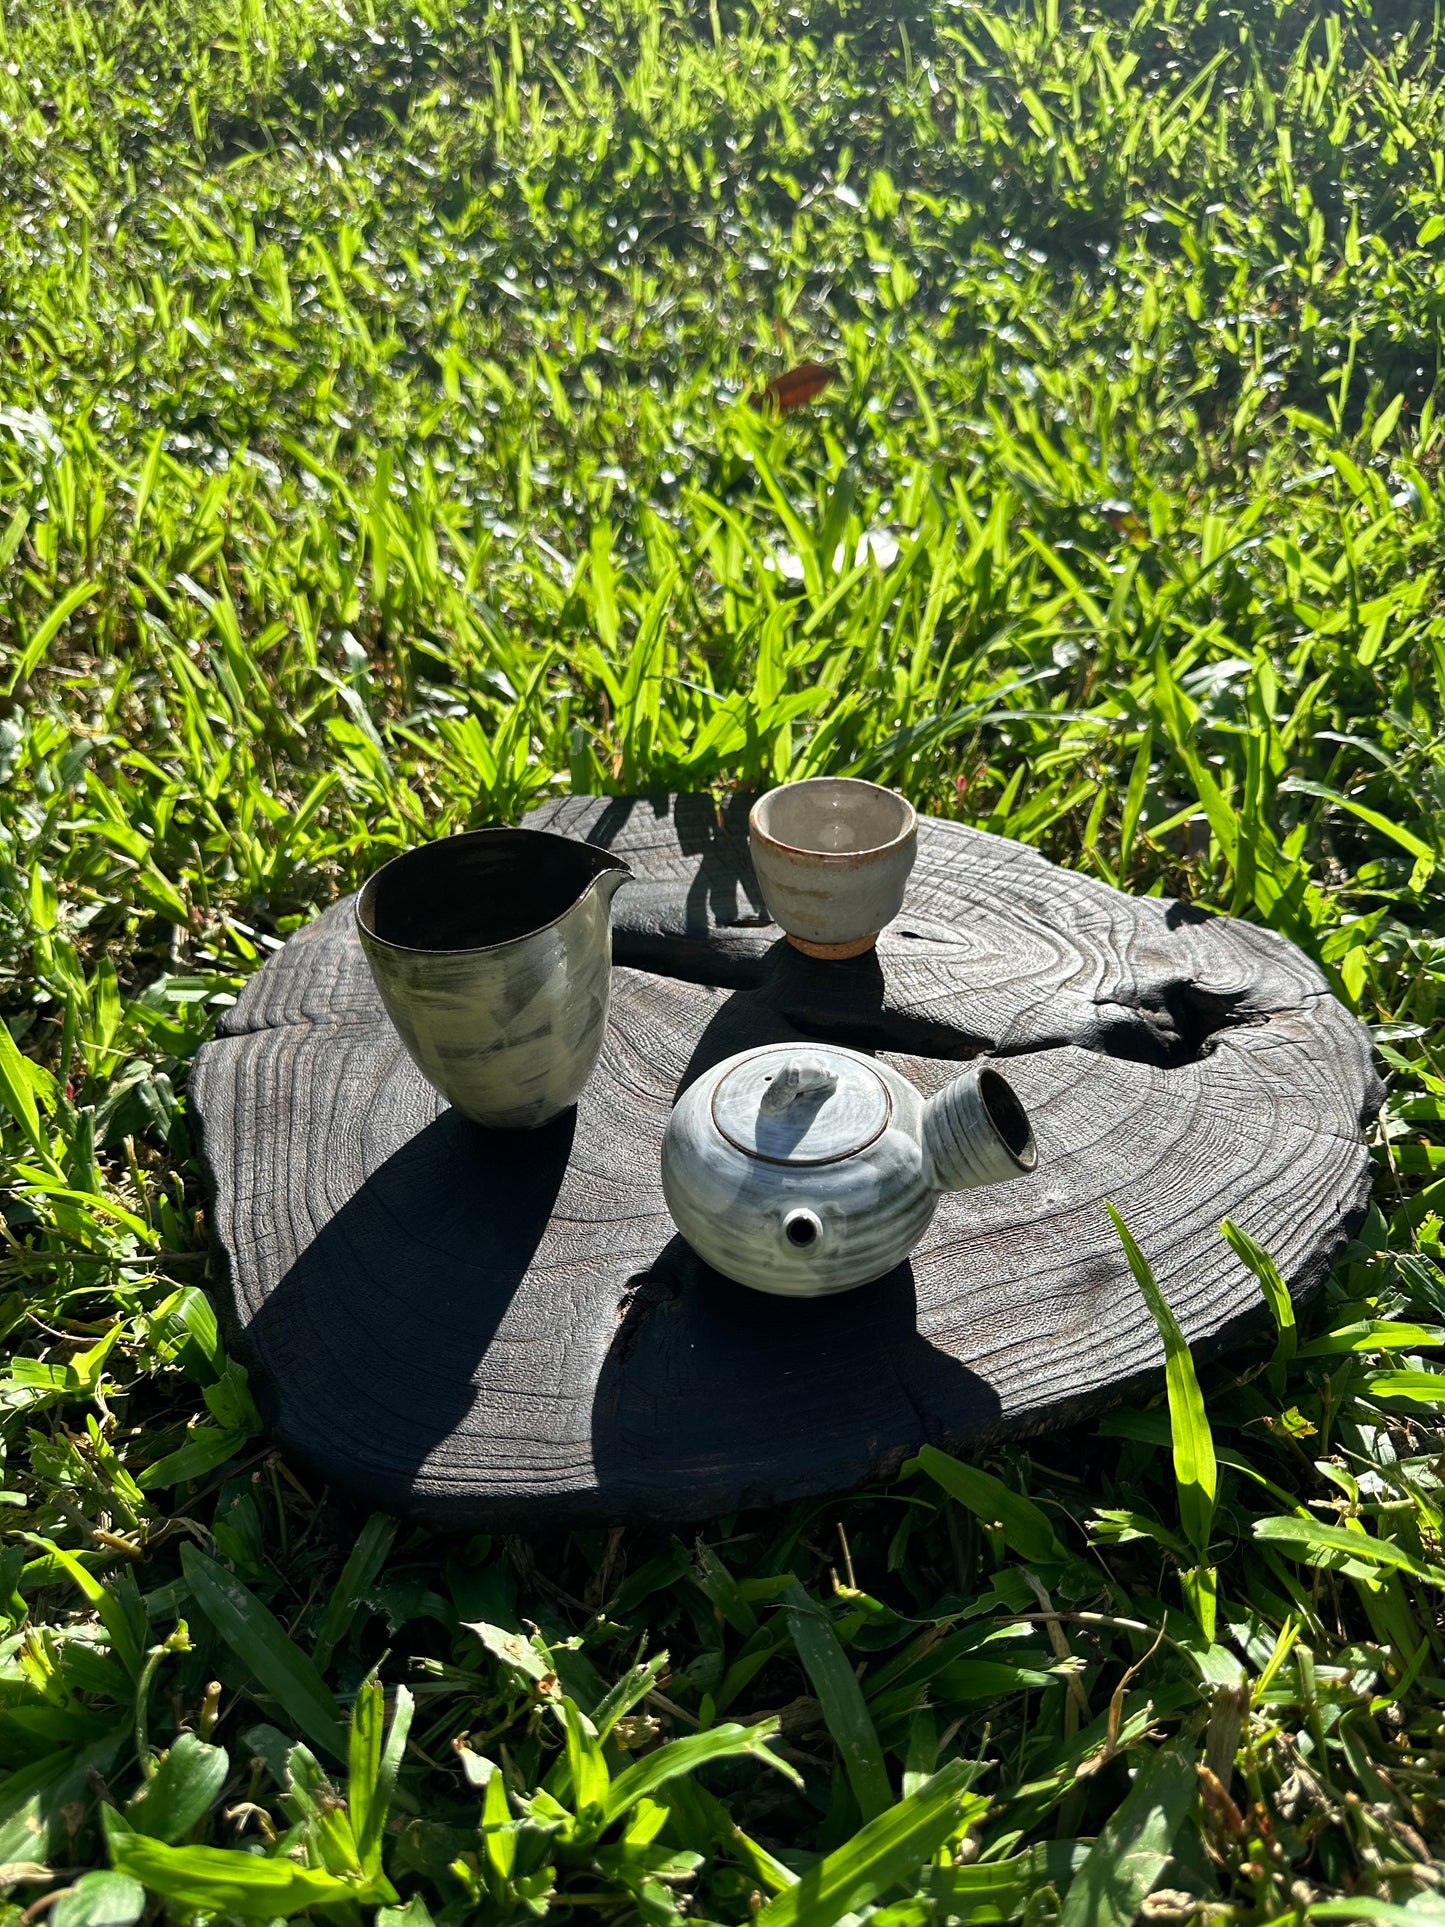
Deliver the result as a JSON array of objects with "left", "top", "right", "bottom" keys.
[{"left": 661, "top": 1041, "right": 1037, "bottom": 1296}]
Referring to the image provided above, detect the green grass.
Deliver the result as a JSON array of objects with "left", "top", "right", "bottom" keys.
[{"left": 2, "top": 0, "right": 1445, "bottom": 1917}]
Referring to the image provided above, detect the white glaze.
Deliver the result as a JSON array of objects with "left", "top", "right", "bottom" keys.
[{"left": 662, "top": 1041, "right": 1037, "bottom": 1296}]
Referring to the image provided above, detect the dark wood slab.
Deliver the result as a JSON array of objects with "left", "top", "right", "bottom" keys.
[{"left": 190, "top": 796, "right": 1382, "bottom": 1525}]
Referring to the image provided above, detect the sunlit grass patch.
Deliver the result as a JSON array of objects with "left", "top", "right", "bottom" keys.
[{"left": 2, "top": 0, "right": 1445, "bottom": 1917}]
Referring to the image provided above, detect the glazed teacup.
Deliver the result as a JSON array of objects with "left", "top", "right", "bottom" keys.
[
  {"left": 356, "top": 828, "right": 631, "bottom": 1130},
  {"left": 749, "top": 777, "right": 917, "bottom": 959}
]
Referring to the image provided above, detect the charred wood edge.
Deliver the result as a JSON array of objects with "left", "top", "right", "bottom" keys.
[{"left": 185, "top": 793, "right": 1384, "bottom": 1523}]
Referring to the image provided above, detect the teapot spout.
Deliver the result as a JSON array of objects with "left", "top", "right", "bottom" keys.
[{"left": 922, "top": 1064, "right": 1036, "bottom": 1194}]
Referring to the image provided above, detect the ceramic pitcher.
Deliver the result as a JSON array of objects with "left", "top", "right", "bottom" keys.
[{"left": 356, "top": 827, "right": 632, "bottom": 1130}]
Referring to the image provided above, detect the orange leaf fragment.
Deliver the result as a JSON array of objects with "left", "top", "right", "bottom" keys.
[{"left": 753, "top": 362, "right": 838, "bottom": 412}]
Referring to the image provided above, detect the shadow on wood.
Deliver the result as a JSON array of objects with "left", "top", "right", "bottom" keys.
[
  {"left": 241, "top": 1106, "right": 576, "bottom": 1515},
  {"left": 556, "top": 790, "right": 772, "bottom": 987},
  {"left": 591, "top": 1241, "right": 1004, "bottom": 1514}
]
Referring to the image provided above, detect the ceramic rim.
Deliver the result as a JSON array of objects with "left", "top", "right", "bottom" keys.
[
  {"left": 749, "top": 777, "right": 917, "bottom": 862},
  {"left": 355, "top": 826, "right": 630, "bottom": 956}
]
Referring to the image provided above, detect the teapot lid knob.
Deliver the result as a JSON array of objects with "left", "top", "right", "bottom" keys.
[{"left": 758, "top": 1053, "right": 839, "bottom": 1114}]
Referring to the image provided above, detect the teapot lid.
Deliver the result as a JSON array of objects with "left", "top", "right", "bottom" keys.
[{"left": 711, "top": 1045, "right": 891, "bottom": 1166}]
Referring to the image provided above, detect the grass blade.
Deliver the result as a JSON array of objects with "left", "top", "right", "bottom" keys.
[
  {"left": 1253, "top": 1516, "right": 1445, "bottom": 1585},
  {"left": 0, "top": 1021, "right": 61, "bottom": 1173},
  {"left": 908, "top": 1444, "right": 1069, "bottom": 1566},
  {"left": 782, "top": 1583, "right": 892, "bottom": 1820},
  {"left": 104, "top": 1810, "right": 365, "bottom": 1916},
  {"left": 1221, "top": 1218, "right": 1297, "bottom": 1388},
  {"left": 1108, "top": 1205, "right": 1217, "bottom": 1634},
  {"left": 349, "top": 1678, "right": 412, "bottom": 1875},
  {"left": 599, "top": 1721, "right": 797, "bottom": 1828},
  {"left": 1060, "top": 1742, "right": 1197, "bottom": 1927},
  {"left": 124, "top": 1734, "right": 230, "bottom": 1843},
  {"left": 180, "top": 1545, "right": 347, "bottom": 1761},
  {"left": 311, "top": 1513, "right": 396, "bottom": 1672},
  {"left": 754, "top": 1760, "right": 986, "bottom": 1927},
  {"left": 6, "top": 578, "right": 100, "bottom": 694}
]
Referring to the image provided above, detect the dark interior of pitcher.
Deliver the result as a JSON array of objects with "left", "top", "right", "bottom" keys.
[{"left": 358, "top": 829, "right": 618, "bottom": 953}]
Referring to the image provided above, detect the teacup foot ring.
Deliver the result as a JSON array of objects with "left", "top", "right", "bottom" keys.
[{"left": 785, "top": 931, "right": 879, "bottom": 960}]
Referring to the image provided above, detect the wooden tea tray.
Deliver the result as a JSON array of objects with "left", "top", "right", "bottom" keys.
[{"left": 189, "top": 795, "right": 1381, "bottom": 1525}]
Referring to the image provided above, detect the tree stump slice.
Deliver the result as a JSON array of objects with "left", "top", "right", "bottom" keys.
[{"left": 189, "top": 795, "right": 1382, "bottom": 1525}]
